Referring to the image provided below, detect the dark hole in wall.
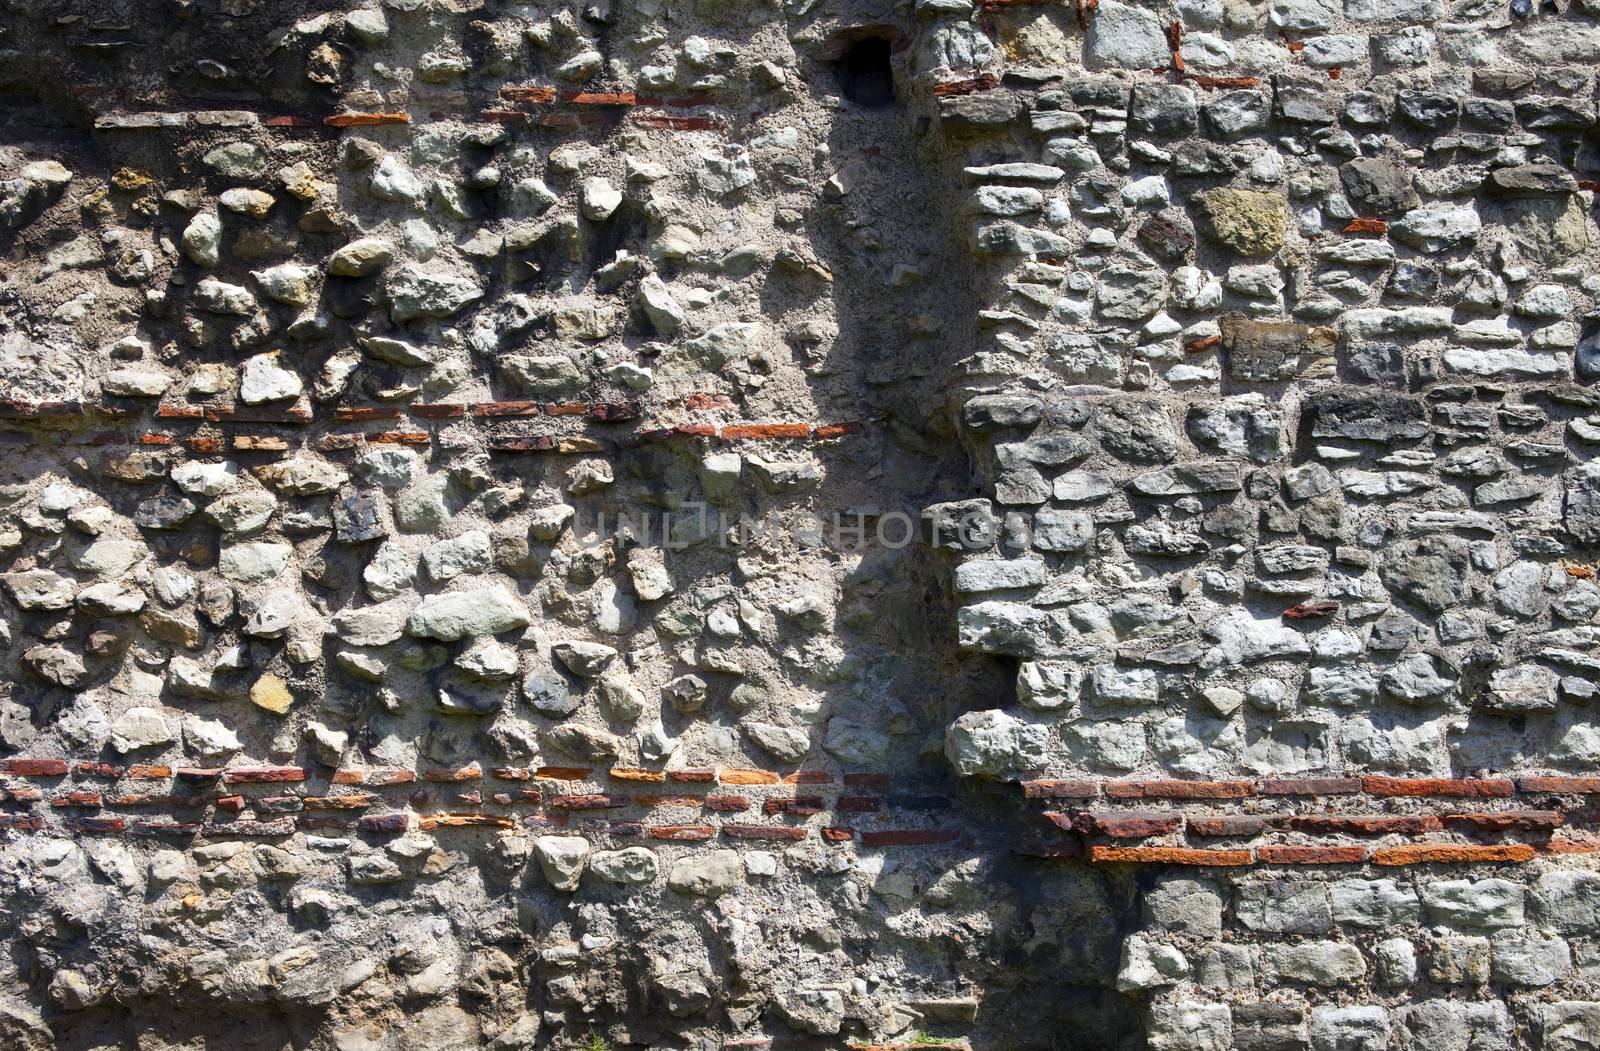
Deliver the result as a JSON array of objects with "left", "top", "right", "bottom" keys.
[{"left": 839, "top": 36, "right": 895, "bottom": 108}]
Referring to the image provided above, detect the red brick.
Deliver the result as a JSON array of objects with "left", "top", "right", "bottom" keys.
[
  {"left": 783, "top": 771, "right": 834, "bottom": 785},
  {"left": 1363, "top": 776, "right": 1514, "bottom": 798},
  {"left": 174, "top": 768, "right": 223, "bottom": 784},
  {"left": 324, "top": 112, "right": 409, "bottom": 127},
  {"left": 836, "top": 795, "right": 882, "bottom": 813},
  {"left": 3, "top": 787, "right": 42, "bottom": 802},
  {"left": 0, "top": 758, "right": 68, "bottom": 777},
  {"left": 0, "top": 814, "right": 44, "bottom": 830},
  {"left": 844, "top": 773, "right": 890, "bottom": 788},
  {"left": 1258, "top": 777, "right": 1363, "bottom": 796},
  {"left": 73, "top": 762, "right": 124, "bottom": 778},
  {"left": 222, "top": 767, "right": 305, "bottom": 784},
  {"left": 1021, "top": 779, "right": 1099, "bottom": 800},
  {"left": 369, "top": 432, "right": 430, "bottom": 447},
  {"left": 667, "top": 769, "right": 717, "bottom": 783},
  {"left": 65, "top": 816, "right": 125, "bottom": 833},
  {"left": 548, "top": 794, "right": 628, "bottom": 810},
  {"left": 422, "top": 763, "right": 481, "bottom": 783},
  {"left": 1257, "top": 845, "right": 1370, "bottom": 864},
  {"left": 1187, "top": 815, "right": 1276, "bottom": 837},
  {"left": 1283, "top": 600, "right": 1340, "bottom": 619},
  {"left": 1442, "top": 810, "right": 1563, "bottom": 832},
  {"left": 1090, "top": 846, "right": 1253, "bottom": 866},
  {"left": 1519, "top": 776, "right": 1600, "bottom": 794},
  {"left": 811, "top": 422, "right": 864, "bottom": 441},
  {"left": 822, "top": 827, "right": 855, "bottom": 842},
  {"left": 860, "top": 830, "right": 961, "bottom": 847},
  {"left": 647, "top": 824, "right": 715, "bottom": 841},
  {"left": 129, "top": 765, "right": 171, "bottom": 779},
  {"left": 215, "top": 796, "right": 245, "bottom": 812},
  {"left": 357, "top": 813, "right": 409, "bottom": 834},
  {"left": 704, "top": 795, "right": 750, "bottom": 812},
  {"left": 490, "top": 435, "right": 559, "bottom": 452},
  {"left": 1374, "top": 843, "right": 1535, "bottom": 865},
  {"left": 1105, "top": 780, "right": 1253, "bottom": 800},
  {"left": 52, "top": 791, "right": 101, "bottom": 808},
  {"left": 1343, "top": 218, "right": 1388, "bottom": 234},
  {"left": 720, "top": 424, "right": 810, "bottom": 440},
  {"left": 764, "top": 797, "right": 826, "bottom": 817},
  {"left": 722, "top": 824, "right": 809, "bottom": 842}
]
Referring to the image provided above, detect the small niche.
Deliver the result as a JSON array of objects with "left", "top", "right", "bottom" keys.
[{"left": 840, "top": 36, "right": 895, "bottom": 108}]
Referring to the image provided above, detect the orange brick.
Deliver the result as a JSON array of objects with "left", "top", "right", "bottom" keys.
[
  {"left": 1104, "top": 780, "right": 1252, "bottom": 800},
  {"left": 609, "top": 768, "right": 667, "bottom": 783},
  {"left": 719, "top": 424, "right": 810, "bottom": 441},
  {"left": 1373, "top": 844, "right": 1536, "bottom": 865},
  {"left": 719, "top": 769, "right": 779, "bottom": 785},
  {"left": 1090, "top": 846, "right": 1253, "bottom": 866}
]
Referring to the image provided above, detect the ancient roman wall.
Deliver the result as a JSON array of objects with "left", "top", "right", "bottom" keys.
[{"left": 3, "top": 0, "right": 1600, "bottom": 1048}]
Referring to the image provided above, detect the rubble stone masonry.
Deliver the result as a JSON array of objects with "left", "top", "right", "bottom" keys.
[{"left": 2, "top": 0, "right": 1600, "bottom": 1047}]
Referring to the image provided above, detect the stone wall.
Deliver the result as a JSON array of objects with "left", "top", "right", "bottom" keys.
[{"left": 1, "top": 0, "right": 1600, "bottom": 1048}]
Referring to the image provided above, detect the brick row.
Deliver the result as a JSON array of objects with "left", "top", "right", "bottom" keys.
[{"left": 1090, "top": 843, "right": 1543, "bottom": 867}]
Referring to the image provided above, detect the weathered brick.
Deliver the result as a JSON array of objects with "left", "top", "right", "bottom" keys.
[
  {"left": 860, "top": 830, "right": 961, "bottom": 847},
  {"left": 722, "top": 824, "right": 808, "bottom": 841},
  {"left": 1372, "top": 844, "right": 1535, "bottom": 865},
  {"left": 129, "top": 765, "right": 171, "bottom": 779},
  {"left": 1257, "top": 845, "right": 1370, "bottom": 864},
  {"left": 418, "top": 814, "right": 514, "bottom": 829},
  {"left": 73, "top": 762, "right": 125, "bottom": 778},
  {"left": 764, "top": 796, "right": 825, "bottom": 816},
  {"left": 1059, "top": 810, "right": 1184, "bottom": 837},
  {"left": 1188, "top": 815, "right": 1277, "bottom": 837},
  {"left": 647, "top": 824, "right": 716, "bottom": 841},
  {"left": 1441, "top": 811, "right": 1563, "bottom": 832},
  {"left": 422, "top": 764, "right": 481, "bottom": 783},
  {"left": 719, "top": 769, "right": 780, "bottom": 785},
  {"left": 783, "top": 771, "right": 834, "bottom": 784},
  {"left": 1258, "top": 777, "right": 1363, "bottom": 796},
  {"left": 1104, "top": 780, "right": 1253, "bottom": 800},
  {"left": 836, "top": 795, "right": 883, "bottom": 813},
  {"left": 0, "top": 758, "right": 68, "bottom": 777},
  {"left": 843, "top": 773, "right": 890, "bottom": 788},
  {"left": 357, "top": 813, "right": 409, "bottom": 834},
  {"left": 1090, "top": 846, "right": 1253, "bottom": 866},
  {"left": 548, "top": 794, "right": 628, "bottom": 810},
  {"left": 1286, "top": 815, "right": 1443, "bottom": 835},
  {"left": 1362, "top": 776, "right": 1514, "bottom": 798},
  {"left": 704, "top": 795, "right": 750, "bottom": 812},
  {"left": 302, "top": 794, "right": 377, "bottom": 810},
  {"left": 1021, "top": 779, "right": 1099, "bottom": 799},
  {"left": 222, "top": 767, "right": 306, "bottom": 784},
  {"left": 667, "top": 769, "right": 716, "bottom": 783},
  {"left": 608, "top": 768, "right": 666, "bottom": 782},
  {"left": 1519, "top": 776, "right": 1600, "bottom": 794}
]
